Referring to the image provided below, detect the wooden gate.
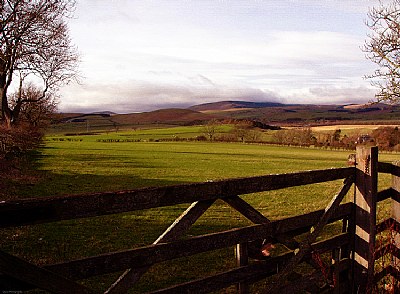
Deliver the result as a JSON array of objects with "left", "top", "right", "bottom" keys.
[{"left": 0, "top": 145, "right": 399, "bottom": 293}]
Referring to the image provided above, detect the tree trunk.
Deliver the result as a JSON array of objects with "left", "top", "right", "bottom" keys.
[
  {"left": 0, "top": 87, "right": 13, "bottom": 129},
  {"left": 11, "top": 100, "right": 22, "bottom": 126}
]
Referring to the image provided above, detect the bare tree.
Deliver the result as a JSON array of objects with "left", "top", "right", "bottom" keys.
[
  {"left": 10, "top": 83, "right": 58, "bottom": 127},
  {"left": 1, "top": 0, "right": 79, "bottom": 128},
  {"left": 202, "top": 119, "right": 220, "bottom": 141},
  {"left": 364, "top": 0, "right": 400, "bottom": 103},
  {"left": 233, "top": 121, "right": 252, "bottom": 143}
]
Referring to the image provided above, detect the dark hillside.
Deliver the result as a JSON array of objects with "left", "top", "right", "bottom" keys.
[
  {"left": 188, "top": 101, "right": 400, "bottom": 125},
  {"left": 51, "top": 101, "right": 400, "bottom": 133},
  {"left": 112, "top": 108, "right": 215, "bottom": 125},
  {"left": 189, "top": 101, "right": 284, "bottom": 112}
]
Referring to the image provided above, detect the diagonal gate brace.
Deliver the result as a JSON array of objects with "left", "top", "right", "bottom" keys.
[
  {"left": 0, "top": 249, "right": 93, "bottom": 294},
  {"left": 105, "top": 199, "right": 215, "bottom": 294},
  {"left": 265, "top": 175, "right": 354, "bottom": 293}
]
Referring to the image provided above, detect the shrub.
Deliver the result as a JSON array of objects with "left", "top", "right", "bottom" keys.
[
  {"left": 0, "top": 125, "right": 43, "bottom": 160},
  {"left": 195, "top": 135, "right": 207, "bottom": 141}
]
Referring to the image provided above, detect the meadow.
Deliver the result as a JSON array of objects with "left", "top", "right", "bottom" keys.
[{"left": 2, "top": 126, "right": 400, "bottom": 292}]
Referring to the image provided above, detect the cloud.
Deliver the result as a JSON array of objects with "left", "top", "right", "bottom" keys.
[
  {"left": 297, "top": 0, "right": 375, "bottom": 13},
  {"left": 60, "top": 1, "right": 378, "bottom": 113},
  {"left": 308, "top": 86, "right": 376, "bottom": 104},
  {"left": 74, "top": 0, "right": 139, "bottom": 24},
  {"left": 73, "top": 29, "right": 372, "bottom": 100},
  {"left": 60, "top": 78, "right": 376, "bottom": 113},
  {"left": 59, "top": 79, "right": 283, "bottom": 113}
]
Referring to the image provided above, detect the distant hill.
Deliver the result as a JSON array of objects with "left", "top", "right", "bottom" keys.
[
  {"left": 189, "top": 100, "right": 284, "bottom": 112},
  {"left": 51, "top": 101, "right": 400, "bottom": 134},
  {"left": 92, "top": 111, "right": 116, "bottom": 115},
  {"left": 112, "top": 108, "right": 215, "bottom": 125},
  {"left": 186, "top": 100, "right": 400, "bottom": 124},
  {"left": 55, "top": 108, "right": 214, "bottom": 125}
]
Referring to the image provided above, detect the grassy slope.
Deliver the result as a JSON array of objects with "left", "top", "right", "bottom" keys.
[
  {"left": 50, "top": 103, "right": 400, "bottom": 136},
  {"left": 198, "top": 103, "right": 400, "bottom": 123},
  {"left": 2, "top": 127, "right": 399, "bottom": 292}
]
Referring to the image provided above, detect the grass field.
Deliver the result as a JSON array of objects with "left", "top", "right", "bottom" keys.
[{"left": 2, "top": 126, "right": 400, "bottom": 292}]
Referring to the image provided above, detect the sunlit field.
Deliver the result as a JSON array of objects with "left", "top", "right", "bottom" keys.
[{"left": 2, "top": 126, "right": 400, "bottom": 292}]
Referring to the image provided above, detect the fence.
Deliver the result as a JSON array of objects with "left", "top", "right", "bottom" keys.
[{"left": 0, "top": 145, "right": 399, "bottom": 293}]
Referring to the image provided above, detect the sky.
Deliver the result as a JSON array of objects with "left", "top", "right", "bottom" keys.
[{"left": 59, "top": 0, "right": 382, "bottom": 113}]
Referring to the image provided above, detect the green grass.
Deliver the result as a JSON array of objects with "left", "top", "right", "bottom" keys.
[
  {"left": 2, "top": 127, "right": 400, "bottom": 292},
  {"left": 22, "top": 140, "right": 350, "bottom": 197}
]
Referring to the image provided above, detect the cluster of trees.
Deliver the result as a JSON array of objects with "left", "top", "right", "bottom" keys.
[
  {"left": 273, "top": 128, "right": 364, "bottom": 150},
  {"left": 201, "top": 119, "right": 400, "bottom": 152},
  {"left": 272, "top": 127, "right": 315, "bottom": 147},
  {"left": 1, "top": 0, "right": 78, "bottom": 159},
  {"left": 272, "top": 126, "right": 400, "bottom": 151},
  {"left": 201, "top": 119, "right": 263, "bottom": 143},
  {"left": 371, "top": 127, "right": 400, "bottom": 151}
]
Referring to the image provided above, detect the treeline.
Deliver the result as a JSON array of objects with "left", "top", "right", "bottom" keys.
[
  {"left": 97, "top": 137, "right": 208, "bottom": 143},
  {"left": 371, "top": 127, "right": 400, "bottom": 151},
  {"left": 272, "top": 126, "right": 400, "bottom": 151},
  {"left": 202, "top": 119, "right": 266, "bottom": 143},
  {"left": 69, "top": 123, "right": 400, "bottom": 153}
]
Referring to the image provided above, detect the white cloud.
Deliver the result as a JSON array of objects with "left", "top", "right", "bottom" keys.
[
  {"left": 308, "top": 86, "right": 375, "bottom": 104},
  {"left": 59, "top": 0, "right": 378, "bottom": 112},
  {"left": 60, "top": 79, "right": 284, "bottom": 113}
]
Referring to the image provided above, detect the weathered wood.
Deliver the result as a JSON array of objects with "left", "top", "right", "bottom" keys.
[
  {"left": 0, "top": 203, "right": 352, "bottom": 290},
  {"left": 0, "top": 249, "right": 93, "bottom": 294},
  {"left": 59, "top": 223, "right": 277, "bottom": 280},
  {"left": 280, "top": 259, "right": 352, "bottom": 294},
  {"left": 375, "top": 219, "right": 389, "bottom": 235},
  {"left": 153, "top": 200, "right": 216, "bottom": 244},
  {"left": 374, "top": 243, "right": 400, "bottom": 262},
  {"left": 235, "top": 242, "right": 249, "bottom": 294},
  {"left": 223, "top": 196, "right": 269, "bottom": 224},
  {"left": 352, "top": 146, "right": 378, "bottom": 292},
  {"left": 148, "top": 255, "right": 288, "bottom": 294},
  {"left": 340, "top": 216, "right": 351, "bottom": 261},
  {"left": 391, "top": 161, "right": 400, "bottom": 282},
  {"left": 0, "top": 163, "right": 361, "bottom": 292},
  {"left": 392, "top": 162, "right": 400, "bottom": 177},
  {"left": 148, "top": 234, "right": 349, "bottom": 294},
  {"left": 312, "top": 233, "right": 350, "bottom": 252},
  {"left": 377, "top": 188, "right": 395, "bottom": 202},
  {"left": 105, "top": 199, "right": 215, "bottom": 294},
  {"left": 223, "top": 196, "right": 299, "bottom": 249},
  {"left": 223, "top": 196, "right": 346, "bottom": 274},
  {"left": 376, "top": 218, "right": 400, "bottom": 235},
  {"left": 0, "top": 167, "right": 354, "bottom": 227},
  {"left": 265, "top": 175, "right": 353, "bottom": 293},
  {"left": 374, "top": 265, "right": 400, "bottom": 285},
  {"left": 332, "top": 247, "right": 341, "bottom": 294},
  {"left": 378, "top": 161, "right": 394, "bottom": 174},
  {"left": 378, "top": 161, "right": 400, "bottom": 176}
]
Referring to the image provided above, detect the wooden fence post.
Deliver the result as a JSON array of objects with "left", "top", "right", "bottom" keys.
[
  {"left": 235, "top": 243, "right": 249, "bottom": 294},
  {"left": 352, "top": 145, "right": 378, "bottom": 292},
  {"left": 391, "top": 161, "right": 400, "bottom": 273}
]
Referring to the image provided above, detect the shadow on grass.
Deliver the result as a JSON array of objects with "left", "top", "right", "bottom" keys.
[
  {"left": 0, "top": 148, "right": 274, "bottom": 293},
  {"left": 1, "top": 147, "right": 189, "bottom": 200}
]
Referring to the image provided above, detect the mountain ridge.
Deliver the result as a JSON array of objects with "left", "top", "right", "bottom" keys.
[
  {"left": 54, "top": 100, "right": 400, "bottom": 130},
  {"left": 188, "top": 100, "right": 286, "bottom": 112}
]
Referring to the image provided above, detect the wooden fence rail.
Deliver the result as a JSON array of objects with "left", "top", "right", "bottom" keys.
[
  {"left": 1, "top": 145, "right": 398, "bottom": 293},
  {"left": 0, "top": 167, "right": 352, "bottom": 228}
]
